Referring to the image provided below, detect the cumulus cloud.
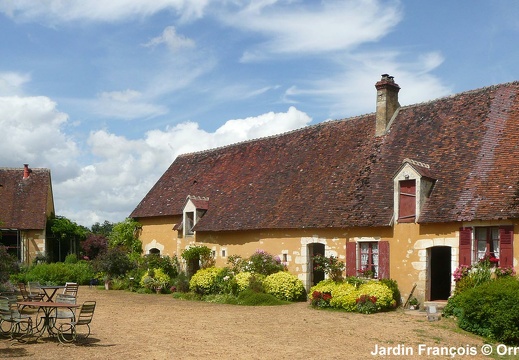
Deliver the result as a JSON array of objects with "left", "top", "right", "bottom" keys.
[{"left": 57, "top": 107, "right": 311, "bottom": 226}]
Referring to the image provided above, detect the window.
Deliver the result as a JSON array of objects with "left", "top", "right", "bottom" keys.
[
  {"left": 475, "top": 227, "right": 499, "bottom": 261},
  {"left": 459, "top": 226, "right": 514, "bottom": 267},
  {"left": 221, "top": 249, "right": 226, "bottom": 257},
  {"left": 398, "top": 179, "right": 416, "bottom": 222},
  {"left": 346, "top": 241, "right": 390, "bottom": 279},
  {"left": 360, "top": 242, "right": 379, "bottom": 277},
  {"left": 185, "top": 212, "right": 195, "bottom": 236}
]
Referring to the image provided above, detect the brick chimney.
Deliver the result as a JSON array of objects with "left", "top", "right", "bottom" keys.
[
  {"left": 375, "top": 74, "right": 400, "bottom": 136},
  {"left": 23, "top": 164, "right": 31, "bottom": 179}
]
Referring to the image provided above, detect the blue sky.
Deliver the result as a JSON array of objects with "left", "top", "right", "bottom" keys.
[{"left": 0, "top": 0, "right": 518, "bottom": 227}]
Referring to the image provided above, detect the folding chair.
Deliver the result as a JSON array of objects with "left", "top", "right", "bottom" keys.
[
  {"left": 54, "top": 294, "right": 77, "bottom": 325},
  {"left": 57, "top": 301, "right": 96, "bottom": 344}
]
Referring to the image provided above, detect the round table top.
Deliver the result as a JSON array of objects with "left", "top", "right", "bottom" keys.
[{"left": 17, "top": 301, "right": 80, "bottom": 308}]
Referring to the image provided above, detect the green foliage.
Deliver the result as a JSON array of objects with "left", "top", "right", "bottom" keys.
[
  {"left": 49, "top": 216, "right": 87, "bottom": 243},
  {"left": 236, "top": 289, "right": 290, "bottom": 306},
  {"left": 90, "top": 220, "right": 114, "bottom": 237},
  {"left": 312, "top": 254, "right": 345, "bottom": 281},
  {"left": 109, "top": 218, "right": 142, "bottom": 254},
  {"left": 141, "top": 254, "right": 179, "bottom": 279},
  {"left": 378, "top": 278, "right": 401, "bottom": 306},
  {"left": 262, "top": 271, "right": 306, "bottom": 301},
  {"left": 11, "top": 261, "right": 95, "bottom": 285},
  {"left": 309, "top": 279, "right": 396, "bottom": 313},
  {"left": 181, "top": 245, "right": 212, "bottom": 261},
  {"left": 0, "top": 244, "right": 19, "bottom": 284},
  {"left": 358, "top": 281, "right": 396, "bottom": 309},
  {"left": 140, "top": 268, "right": 171, "bottom": 292},
  {"left": 92, "top": 246, "right": 135, "bottom": 280},
  {"left": 64, "top": 253, "right": 78, "bottom": 264},
  {"left": 449, "top": 277, "right": 519, "bottom": 344},
  {"left": 228, "top": 250, "right": 284, "bottom": 276},
  {"left": 171, "top": 272, "right": 190, "bottom": 293},
  {"left": 189, "top": 267, "right": 225, "bottom": 295}
]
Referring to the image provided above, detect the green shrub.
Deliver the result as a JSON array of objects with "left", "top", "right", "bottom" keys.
[
  {"left": 141, "top": 254, "right": 179, "bottom": 279},
  {"left": 378, "top": 278, "right": 401, "bottom": 306},
  {"left": 236, "top": 289, "right": 290, "bottom": 306},
  {"left": 328, "top": 282, "right": 358, "bottom": 311},
  {"left": 0, "top": 244, "right": 19, "bottom": 284},
  {"left": 235, "top": 272, "right": 266, "bottom": 293},
  {"left": 140, "top": 268, "right": 171, "bottom": 293},
  {"left": 357, "top": 281, "right": 396, "bottom": 310},
  {"left": 189, "top": 267, "right": 225, "bottom": 295},
  {"left": 263, "top": 271, "right": 305, "bottom": 301},
  {"left": 240, "top": 250, "right": 284, "bottom": 276},
  {"left": 10, "top": 261, "right": 95, "bottom": 285},
  {"left": 452, "top": 277, "right": 519, "bottom": 344},
  {"left": 171, "top": 272, "right": 190, "bottom": 293},
  {"left": 64, "top": 254, "right": 79, "bottom": 264}
]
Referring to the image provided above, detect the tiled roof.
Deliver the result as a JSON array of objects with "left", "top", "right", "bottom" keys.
[
  {"left": 0, "top": 167, "right": 53, "bottom": 229},
  {"left": 130, "top": 81, "right": 519, "bottom": 230}
]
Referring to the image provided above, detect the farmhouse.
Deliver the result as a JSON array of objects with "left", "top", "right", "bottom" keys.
[
  {"left": 0, "top": 164, "right": 55, "bottom": 264},
  {"left": 131, "top": 75, "right": 519, "bottom": 304}
]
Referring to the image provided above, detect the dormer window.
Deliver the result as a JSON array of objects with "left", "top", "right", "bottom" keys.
[
  {"left": 393, "top": 159, "right": 435, "bottom": 224},
  {"left": 181, "top": 195, "right": 209, "bottom": 237},
  {"left": 398, "top": 179, "right": 416, "bottom": 222}
]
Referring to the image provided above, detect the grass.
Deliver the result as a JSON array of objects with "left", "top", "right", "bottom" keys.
[{"left": 171, "top": 289, "right": 290, "bottom": 306}]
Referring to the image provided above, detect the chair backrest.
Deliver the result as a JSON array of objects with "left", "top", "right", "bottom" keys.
[
  {"left": 0, "top": 296, "right": 12, "bottom": 318},
  {"left": 63, "top": 282, "right": 79, "bottom": 297},
  {"left": 28, "top": 281, "right": 42, "bottom": 295},
  {"left": 76, "top": 301, "right": 96, "bottom": 326},
  {"left": 17, "top": 283, "right": 29, "bottom": 300},
  {"left": 55, "top": 294, "right": 77, "bottom": 319}
]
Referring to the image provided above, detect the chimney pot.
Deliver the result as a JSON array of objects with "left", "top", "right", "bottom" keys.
[{"left": 375, "top": 74, "right": 400, "bottom": 136}]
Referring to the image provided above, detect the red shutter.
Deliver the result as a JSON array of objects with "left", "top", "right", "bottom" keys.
[
  {"left": 499, "top": 226, "right": 514, "bottom": 268},
  {"left": 459, "top": 227, "right": 472, "bottom": 266},
  {"left": 346, "top": 242, "right": 357, "bottom": 277},
  {"left": 378, "top": 241, "right": 390, "bottom": 279},
  {"left": 399, "top": 180, "right": 416, "bottom": 223}
]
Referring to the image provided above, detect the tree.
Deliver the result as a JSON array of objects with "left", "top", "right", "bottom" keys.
[
  {"left": 81, "top": 233, "right": 108, "bottom": 260},
  {"left": 92, "top": 246, "right": 135, "bottom": 283},
  {"left": 48, "top": 216, "right": 88, "bottom": 262},
  {"left": 109, "top": 218, "right": 142, "bottom": 254},
  {"left": 91, "top": 220, "right": 114, "bottom": 237}
]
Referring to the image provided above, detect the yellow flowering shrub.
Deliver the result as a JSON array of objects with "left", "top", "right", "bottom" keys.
[
  {"left": 189, "top": 267, "right": 225, "bottom": 295},
  {"left": 328, "top": 282, "right": 358, "bottom": 311},
  {"left": 263, "top": 271, "right": 305, "bottom": 301},
  {"left": 358, "top": 281, "right": 396, "bottom": 310},
  {"left": 235, "top": 272, "right": 252, "bottom": 292}
]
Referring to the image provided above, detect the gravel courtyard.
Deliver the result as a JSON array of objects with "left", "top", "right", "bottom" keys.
[{"left": 0, "top": 286, "right": 491, "bottom": 359}]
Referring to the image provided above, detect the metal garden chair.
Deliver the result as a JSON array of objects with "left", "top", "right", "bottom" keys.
[
  {"left": 0, "top": 295, "right": 33, "bottom": 342},
  {"left": 57, "top": 301, "right": 96, "bottom": 344}
]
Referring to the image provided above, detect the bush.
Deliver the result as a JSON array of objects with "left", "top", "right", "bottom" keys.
[
  {"left": 450, "top": 277, "right": 519, "bottom": 344},
  {"left": 171, "top": 272, "right": 190, "bottom": 293},
  {"left": 64, "top": 254, "right": 78, "bottom": 264},
  {"left": 378, "top": 278, "right": 401, "bottom": 307},
  {"left": 10, "top": 261, "right": 95, "bottom": 285},
  {"left": 140, "top": 268, "right": 171, "bottom": 293},
  {"left": 328, "top": 282, "right": 358, "bottom": 311},
  {"left": 0, "top": 244, "right": 19, "bottom": 284},
  {"left": 312, "top": 254, "right": 345, "bottom": 281},
  {"left": 92, "top": 246, "right": 135, "bottom": 280},
  {"left": 263, "top": 271, "right": 305, "bottom": 301},
  {"left": 236, "top": 289, "right": 289, "bottom": 306},
  {"left": 189, "top": 267, "right": 225, "bottom": 295},
  {"left": 357, "top": 281, "right": 396, "bottom": 310},
  {"left": 239, "top": 250, "right": 285, "bottom": 276}
]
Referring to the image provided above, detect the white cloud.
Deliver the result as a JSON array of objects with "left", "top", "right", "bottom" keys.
[
  {"left": 143, "top": 26, "right": 195, "bottom": 51},
  {"left": 91, "top": 89, "right": 169, "bottom": 120},
  {"left": 0, "top": 95, "right": 80, "bottom": 181},
  {"left": 284, "top": 51, "right": 452, "bottom": 119},
  {"left": 0, "top": 0, "right": 210, "bottom": 23},
  {"left": 56, "top": 107, "right": 311, "bottom": 227},
  {"left": 225, "top": 0, "right": 402, "bottom": 60},
  {"left": 0, "top": 72, "right": 31, "bottom": 96}
]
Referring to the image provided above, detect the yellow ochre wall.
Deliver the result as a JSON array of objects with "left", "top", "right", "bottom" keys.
[{"left": 136, "top": 218, "right": 519, "bottom": 303}]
